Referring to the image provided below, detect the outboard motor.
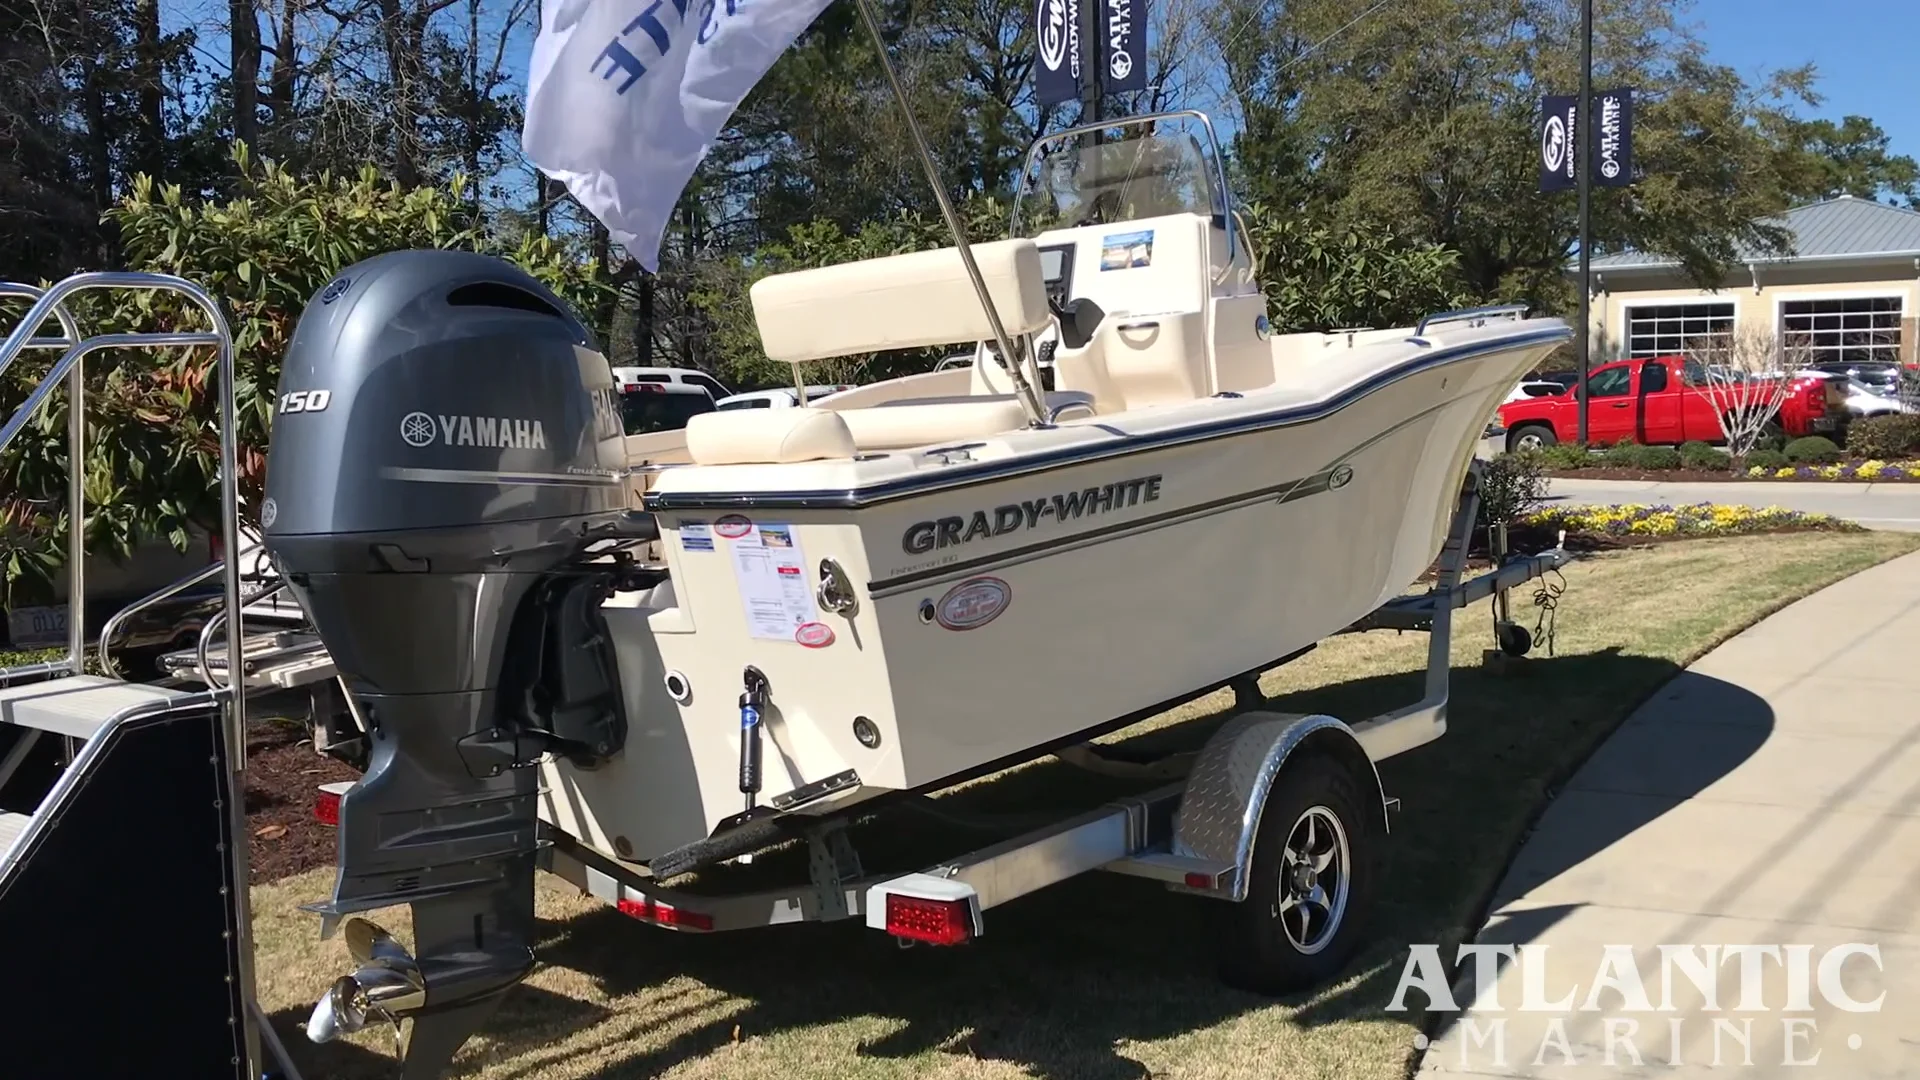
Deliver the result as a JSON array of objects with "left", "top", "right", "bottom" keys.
[{"left": 264, "top": 251, "right": 646, "bottom": 1076}]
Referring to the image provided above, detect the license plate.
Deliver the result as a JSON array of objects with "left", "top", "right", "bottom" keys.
[{"left": 7, "top": 604, "right": 69, "bottom": 648}]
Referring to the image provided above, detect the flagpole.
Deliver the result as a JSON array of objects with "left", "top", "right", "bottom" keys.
[
  {"left": 1575, "top": 0, "right": 1593, "bottom": 444},
  {"left": 849, "top": 0, "right": 1050, "bottom": 428}
]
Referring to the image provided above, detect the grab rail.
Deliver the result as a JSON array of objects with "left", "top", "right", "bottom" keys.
[
  {"left": 0, "top": 272, "right": 245, "bottom": 751},
  {"left": 1415, "top": 304, "right": 1531, "bottom": 336},
  {"left": 95, "top": 560, "right": 227, "bottom": 679}
]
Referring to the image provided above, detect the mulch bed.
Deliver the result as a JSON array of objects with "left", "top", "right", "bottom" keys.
[
  {"left": 1543, "top": 466, "right": 1920, "bottom": 483},
  {"left": 244, "top": 718, "right": 359, "bottom": 882}
]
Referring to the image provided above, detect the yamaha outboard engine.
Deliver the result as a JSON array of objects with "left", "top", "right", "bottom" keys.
[{"left": 263, "top": 251, "right": 644, "bottom": 1076}]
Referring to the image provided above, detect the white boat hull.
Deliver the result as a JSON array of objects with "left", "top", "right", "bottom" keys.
[{"left": 540, "top": 321, "right": 1564, "bottom": 864}]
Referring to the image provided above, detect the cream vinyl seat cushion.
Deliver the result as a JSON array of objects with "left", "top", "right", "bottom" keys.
[
  {"left": 751, "top": 239, "right": 1052, "bottom": 364},
  {"left": 834, "top": 397, "right": 1029, "bottom": 450},
  {"left": 684, "top": 408, "right": 856, "bottom": 466}
]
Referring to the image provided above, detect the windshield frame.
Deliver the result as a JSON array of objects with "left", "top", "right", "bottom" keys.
[{"left": 1009, "top": 109, "right": 1237, "bottom": 265}]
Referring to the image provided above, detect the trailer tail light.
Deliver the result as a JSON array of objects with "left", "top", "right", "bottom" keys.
[
  {"left": 1184, "top": 871, "right": 1215, "bottom": 890},
  {"left": 314, "top": 781, "right": 352, "bottom": 826},
  {"left": 617, "top": 896, "right": 714, "bottom": 931},
  {"left": 884, "top": 893, "right": 974, "bottom": 945}
]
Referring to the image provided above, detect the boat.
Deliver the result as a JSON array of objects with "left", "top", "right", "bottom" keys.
[{"left": 260, "top": 99, "right": 1568, "bottom": 1070}]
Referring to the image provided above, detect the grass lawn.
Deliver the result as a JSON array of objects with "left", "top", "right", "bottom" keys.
[{"left": 253, "top": 530, "right": 1920, "bottom": 1080}]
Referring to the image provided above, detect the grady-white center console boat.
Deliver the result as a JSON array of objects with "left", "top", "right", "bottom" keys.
[
  {"left": 0, "top": 49, "right": 1569, "bottom": 1080},
  {"left": 244, "top": 106, "right": 1574, "bottom": 1071}
]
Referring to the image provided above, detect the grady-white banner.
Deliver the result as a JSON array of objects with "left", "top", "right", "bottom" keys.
[
  {"left": 523, "top": 0, "right": 834, "bottom": 271},
  {"left": 1538, "top": 93, "right": 1579, "bottom": 192},
  {"left": 1033, "top": 0, "right": 1086, "bottom": 106},
  {"left": 1100, "top": 0, "right": 1146, "bottom": 93}
]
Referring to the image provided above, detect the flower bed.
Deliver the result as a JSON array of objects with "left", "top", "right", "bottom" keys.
[
  {"left": 1748, "top": 459, "right": 1920, "bottom": 481},
  {"left": 1523, "top": 502, "right": 1862, "bottom": 540}
]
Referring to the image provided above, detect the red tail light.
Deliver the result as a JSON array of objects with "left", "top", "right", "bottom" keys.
[
  {"left": 884, "top": 893, "right": 974, "bottom": 945},
  {"left": 617, "top": 896, "right": 714, "bottom": 931},
  {"left": 1805, "top": 383, "right": 1825, "bottom": 415},
  {"left": 314, "top": 784, "right": 344, "bottom": 826}
]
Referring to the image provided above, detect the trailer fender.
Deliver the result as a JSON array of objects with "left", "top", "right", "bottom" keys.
[{"left": 1171, "top": 711, "right": 1388, "bottom": 902}]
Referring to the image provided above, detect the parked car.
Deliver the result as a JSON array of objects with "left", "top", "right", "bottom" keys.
[
  {"left": 1836, "top": 377, "right": 1914, "bottom": 419},
  {"left": 1503, "top": 379, "right": 1568, "bottom": 404},
  {"left": 618, "top": 382, "right": 716, "bottom": 434},
  {"left": 715, "top": 384, "right": 856, "bottom": 410},
  {"left": 609, "top": 366, "right": 733, "bottom": 400},
  {"left": 1809, "top": 360, "right": 1904, "bottom": 399},
  {"left": 1496, "top": 354, "right": 1844, "bottom": 453}
]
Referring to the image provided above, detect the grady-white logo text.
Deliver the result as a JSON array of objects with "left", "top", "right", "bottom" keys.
[
  {"left": 1035, "top": 0, "right": 1079, "bottom": 76},
  {"left": 400, "top": 411, "right": 549, "bottom": 450},
  {"left": 903, "top": 474, "right": 1161, "bottom": 555}
]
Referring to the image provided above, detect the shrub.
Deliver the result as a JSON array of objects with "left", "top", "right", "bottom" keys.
[
  {"left": 1478, "top": 452, "right": 1549, "bottom": 527},
  {"left": 1783, "top": 436, "right": 1842, "bottom": 464},
  {"left": 0, "top": 144, "right": 612, "bottom": 607},
  {"left": 1534, "top": 442, "right": 1592, "bottom": 470},
  {"left": 1846, "top": 414, "right": 1920, "bottom": 460},
  {"left": 1679, "top": 441, "right": 1732, "bottom": 470},
  {"left": 1744, "top": 448, "right": 1789, "bottom": 470},
  {"left": 1638, "top": 446, "right": 1683, "bottom": 470},
  {"left": 1601, "top": 441, "right": 1654, "bottom": 468}
]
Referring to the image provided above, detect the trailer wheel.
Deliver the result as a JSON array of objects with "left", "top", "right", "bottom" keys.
[{"left": 1217, "top": 753, "right": 1377, "bottom": 995}]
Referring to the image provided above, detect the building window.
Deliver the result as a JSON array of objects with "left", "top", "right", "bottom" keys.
[
  {"left": 1780, "top": 296, "right": 1903, "bottom": 364},
  {"left": 1624, "top": 302, "right": 1736, "bottom": 358}
]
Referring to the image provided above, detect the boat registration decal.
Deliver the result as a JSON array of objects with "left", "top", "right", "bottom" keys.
[
  {"left": 935, "top": 577, "right": 1011, "bottom": 630},
  {"left": 795, "top": 621, "right": 836, "bottom": 648},
  {"left": 1100, "top": 229, "right": 1154, "bottom": 271},
  {"left": 715, "top": 514, "right": 753, "bottom": 539},
  {"left": 902, "top": 473, "right": 1162, "bottom": 555}
]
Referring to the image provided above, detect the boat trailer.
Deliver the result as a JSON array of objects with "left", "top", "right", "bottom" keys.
[{"left": 0, "top": 271, "right": 1570, "bottom": 1078}]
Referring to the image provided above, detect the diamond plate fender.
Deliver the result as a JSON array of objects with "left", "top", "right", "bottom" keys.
[{"left": 1171, "top": 710, "right": 1388, "bottom": 901}]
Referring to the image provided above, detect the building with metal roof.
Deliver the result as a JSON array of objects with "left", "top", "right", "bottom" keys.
[{"left": 1582, "top": 195, "right": 1920, "bottom": 367}]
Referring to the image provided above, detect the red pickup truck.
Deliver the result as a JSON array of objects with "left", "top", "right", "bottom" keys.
[{"left": 1497, "top": 355, "right": 1843, "bottom": 452}]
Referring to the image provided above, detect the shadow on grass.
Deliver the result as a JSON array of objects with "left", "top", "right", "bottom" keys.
[{"left": 256, "top": 646, "right": 1775, "bottom": 1080}]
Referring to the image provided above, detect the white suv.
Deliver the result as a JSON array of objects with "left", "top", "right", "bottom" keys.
[
  {"left": 610, "top": 366, "right": 732, "bottom": 400},
  {"left": 715, "top": 384, "right": 855, "bottom": 410}
]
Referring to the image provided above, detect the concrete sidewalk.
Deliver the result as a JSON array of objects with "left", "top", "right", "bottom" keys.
[
  {"left": 1417, "top": 551, "right": 1920, "bottom": 1078},
  {"left": 1546, "top": 477, "right": 1920, "bottom": 532}
]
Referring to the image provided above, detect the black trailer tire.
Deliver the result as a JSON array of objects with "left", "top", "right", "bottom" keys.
[
  {"left": 1507, "top": 424, "right": 1556, "bottom": 453},
  {"left": 1497, "top": 621, "right": 1533, "bottom": 657},
  {"left": 1216, "top": 753, "right": 1378, "bottom": 995}
]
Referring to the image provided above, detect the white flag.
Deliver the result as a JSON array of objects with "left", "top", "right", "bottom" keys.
[{"left": 523, "top": 0, "right": 835, "bottom": 271}]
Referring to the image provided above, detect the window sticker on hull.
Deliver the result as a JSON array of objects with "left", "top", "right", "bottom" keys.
[{"left": 727, "top": 521, "right": 821, "bottom": 641}]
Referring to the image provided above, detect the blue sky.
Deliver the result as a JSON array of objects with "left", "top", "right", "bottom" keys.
[{"left": 1687, "top": 0, "right": 1918, "bottom": 161}]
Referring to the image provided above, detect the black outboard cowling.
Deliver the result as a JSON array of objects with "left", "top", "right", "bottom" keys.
[{"left": 264, "top": 250, "right": 639, "bottom": 1075}]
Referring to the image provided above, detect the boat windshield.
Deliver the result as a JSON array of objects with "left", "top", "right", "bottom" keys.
[{"left": 1014, "top": 128, "right": 1221, "bottom": 237}]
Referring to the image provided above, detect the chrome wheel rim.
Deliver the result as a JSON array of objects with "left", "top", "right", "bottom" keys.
[
  {"left": 1514, "top": 432, "right": 1544, "bottom": 451},
  {"left": 1274, "top": 805, "right": 1350, "bottom": 955}
]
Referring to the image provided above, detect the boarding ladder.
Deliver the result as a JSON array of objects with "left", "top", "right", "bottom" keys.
[{"left": 0, "top": 276, "right": 297, "bottom": 1078}]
